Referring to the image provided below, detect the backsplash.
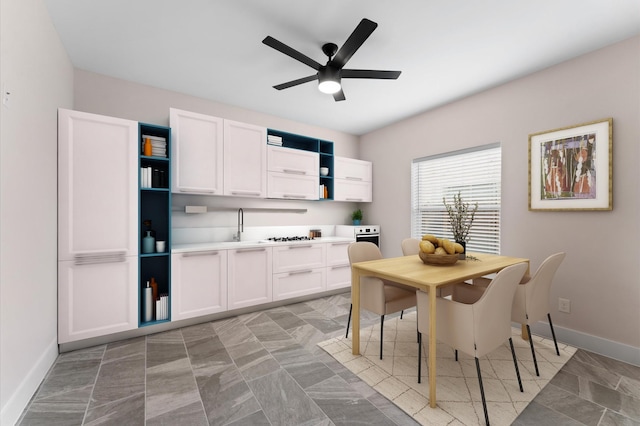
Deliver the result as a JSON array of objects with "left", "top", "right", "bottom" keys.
[{"left": 172, "top": 225, "right": 339, "bottom": 245}]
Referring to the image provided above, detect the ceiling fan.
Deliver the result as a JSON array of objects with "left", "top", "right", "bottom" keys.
[{"left": 262, "top": 18, "right": 401, "bottom": 101}]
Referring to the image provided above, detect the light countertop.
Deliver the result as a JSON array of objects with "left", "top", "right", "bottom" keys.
[{"left": 171, "top": 236, "right": 354, "bottom": 253}]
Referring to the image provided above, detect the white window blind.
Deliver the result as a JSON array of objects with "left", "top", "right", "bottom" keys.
[{"left": 411, "top": 143, "right": 501, "bottom": 254}]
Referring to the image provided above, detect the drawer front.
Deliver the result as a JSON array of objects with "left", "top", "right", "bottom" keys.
[
  {"left": 326, "top": 264, "right": 351, "bottom": 291},
  {"left": 334, "top": 157, "right": 372, "bottom": 181},
  {"left": 267, "top": 145, "right": 319, "bottom": 175},
  {"left": 273, "top": 268, "right": 326, "bottom": 301},
  {"left": 267, "top": 171, "right": 319, "bottom": 200},
  {"left": 326, "top": 241, "right": 352, "bottom": 267},
  {"left": 272, "top": 243, "right": 326, "bottom": 273},
  {"left": 334, "top": 179, "right": 372, "bottom": 202}
]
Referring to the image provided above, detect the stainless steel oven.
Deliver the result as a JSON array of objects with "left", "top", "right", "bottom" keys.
[{"left": 336, "top": 225, "right": 380, "bottom": 246}]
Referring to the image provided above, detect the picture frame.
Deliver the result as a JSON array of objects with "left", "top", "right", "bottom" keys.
[{"left": 529, "top": 118, "right": 612, "bottom": 211}]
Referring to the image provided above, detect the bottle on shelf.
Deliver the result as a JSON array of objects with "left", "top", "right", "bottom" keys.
[
  {"left": 143, "top": 281, "right": 154, "bottom": 322},
  {"left": 143, "top": 137, "right": 152, "bottom": 156},
  {"left": 143, "top": 231, "right": 155, "bottom": 254}
]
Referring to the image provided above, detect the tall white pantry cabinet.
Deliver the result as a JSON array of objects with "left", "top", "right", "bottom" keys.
[{"left": 58, "top": 109, "right": 139, "bottom": 343}]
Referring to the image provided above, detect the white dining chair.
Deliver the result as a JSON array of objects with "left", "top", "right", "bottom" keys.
[
  {"left": 416, "top": 262, "right": 528, "bottom": 426},
  {"left": 345, "top": 242, "right": 417, "bottom": 359},
  {"left": 511, "top": 252, "right": 566, "bottom": 376}
]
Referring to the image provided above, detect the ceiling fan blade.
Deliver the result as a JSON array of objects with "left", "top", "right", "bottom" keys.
[
  {"left": 341, "top": 69, "right": 401, "bottom": 79},
  {"left": 273, "top": 74, "right": 318, "bottom": 90},
  {"left": 263, "top": 36, "right": 321, "bottom": 70},
  {"left": 333, "top": 89, "right": 346, "bottom": 102},
  {"left": 331, "top": 18, "right": 378, "bottom": 69}
]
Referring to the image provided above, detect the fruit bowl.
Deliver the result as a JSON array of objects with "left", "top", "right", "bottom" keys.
[{"left": 419, "top": 251, "right": 459, "bottom": 266}]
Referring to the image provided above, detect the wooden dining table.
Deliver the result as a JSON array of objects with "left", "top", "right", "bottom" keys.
[{"left": 350, "top": 251, "right": 529, "bottom": 408}]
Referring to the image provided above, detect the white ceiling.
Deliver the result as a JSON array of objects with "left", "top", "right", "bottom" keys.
[{"left": 43, "top": 0, "right": 640, "bottom": 135}]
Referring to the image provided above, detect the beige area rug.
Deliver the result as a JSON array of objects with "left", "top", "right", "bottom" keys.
[{"left": 318, "top": 311, "right": 576, "bottom": 426}]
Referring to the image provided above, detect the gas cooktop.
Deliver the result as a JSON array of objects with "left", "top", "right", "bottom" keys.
[{"left": 264, "top": 236, "right": 315, "bottom": 242}]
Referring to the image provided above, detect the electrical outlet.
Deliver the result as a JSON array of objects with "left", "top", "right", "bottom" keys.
[{"left": 558, "top": 298, "right": 571, "bottom": 313}]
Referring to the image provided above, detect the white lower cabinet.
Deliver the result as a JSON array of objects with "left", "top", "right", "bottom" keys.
[
  {"left": 58, "top": 257, "right": 138, "bottom": 344},
  {"left": 325, "top": 241, "right": 352, "bottom": 290},
  {"left": 326, "top": 264, "right": 351, "bottom": 291},
  {"left": 171, "top": 250, "right": 228, "bottom": 321},
  {"left": 272, "top": 243, "right": 326, "bottom": 300},
  {"left": 273, "top": 268, "right": 326, "bottom": 301},
  {"left": 227, "top": 247, "right": 273, "bottom": 309}
]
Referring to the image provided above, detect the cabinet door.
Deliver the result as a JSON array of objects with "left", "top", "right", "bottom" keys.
[
  {"left": 223, "top": 120, "right": 267, "bottom": 198},
  {"left": 273, "top": 268, "right": 326, "bottom": 301},
  {"left": 267, "top": 145, "right": 319, "bottom": 175},
  {"left": 58, "top": 109, "right": 138, "bottom": 261},
  {"left": 326, "top": 241, "right": 351, "bottom": 267},
  {"left": 333, "top": 179, "right": 372, "bottom": 202},
  {"left": 171, "top": 251, "right": 227, "bottom": 321},
  {"left": 227, "top": 247, "right": 272, "bottom": 309},
  {"left": 272, "top": 244, "right": 326, "bottom": 273},
  {"left": 267, "top": 172, "right": 319, "bottom": 200},
  {"left": 334, "top": 156, "right": 372, "bottom": 182},
  {"left": 170, "top": 108, "right": 224, "bottom": 194},
  {"left": 58, "top": 257, "right": 137, "bottom": 343},
  {"left": 326, "top": 264, "right": 351, "bottom": 290}
]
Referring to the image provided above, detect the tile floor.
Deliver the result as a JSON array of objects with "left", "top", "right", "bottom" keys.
[{"left": 17, "top": 291, "right": 640, "bottom": 426}]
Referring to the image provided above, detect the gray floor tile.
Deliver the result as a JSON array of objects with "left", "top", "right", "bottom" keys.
[
  {"left": 21, "top": 290, "right": 638, "bottom": 426},
  {"left": 247, "top": 368, "right": 329, "bottom": 425},
  {"left": 146, "top": 401, "right": 207, "bottom": 426},
  {"left": 84, "top": 392, "right": 145, "bottom": 426}
]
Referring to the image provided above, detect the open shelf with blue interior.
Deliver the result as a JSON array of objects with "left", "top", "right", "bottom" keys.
[
  {"left": 139, "top": 122, "right": 171, "bottom": 326},
  {"left": 267, "top": 129, "right": 334, "bottom": 200}
]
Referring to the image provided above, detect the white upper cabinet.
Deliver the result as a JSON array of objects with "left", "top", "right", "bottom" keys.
[
  {"left": 333, "top": 156, "right": 373, "bottom": 202},
  {"left": 170, "top": 108, "right": 224, "bottom": 195},
  {"left": 223, "top": 120, "right": 267, "bottom": 198},
  {"left": 58, "top": 108, "right": 139, "bottom": 260},
  {"left": 267, "top": 146, "right": 319, "bottom": 200}
]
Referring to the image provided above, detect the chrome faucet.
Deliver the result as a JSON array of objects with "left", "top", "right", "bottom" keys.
[{"left": 234, "top": 208, "right": 244, "bottom": 241}]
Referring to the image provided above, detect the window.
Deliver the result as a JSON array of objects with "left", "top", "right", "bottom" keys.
[{"left": 411, "top": 143, "right": 501, "bottom": 254}]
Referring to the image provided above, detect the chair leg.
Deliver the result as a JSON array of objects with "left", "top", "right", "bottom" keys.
[
  {"left": 475, "top": 357, "right": 490, "bottom": 426},
  {"left": 380, "top": 315, "right": 385, "bottom": 360},
  {"left": 548, "top": 313, "right": 560, "bottom": 356},
  {"left": 526, "top": 324, "right": 540, "bottom": 376},
  {"left": 400, "top": 310, "right": 404, "bottom": 319},
  {"left": 417, "top": 332, "right": 422, "bottom": 384},
  {"left": 509, "top": 338, "right": 524, "bottom": 392},
  {"left": 455, "top": 349, "right": 458, "bottom": 362},
  {"left": 345, "top": 304, "right": 352, "bottom": 338}
]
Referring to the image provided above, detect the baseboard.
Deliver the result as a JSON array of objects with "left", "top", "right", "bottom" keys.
[
  {"left": 526, "top": 321, "right": 640, "bottom": 367},
  {"left": 1, "top": 337, "right": 58, "bottom": 426}
]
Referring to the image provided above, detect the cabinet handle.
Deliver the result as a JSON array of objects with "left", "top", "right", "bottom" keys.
[
  {"left": 182, "top": 251, "right": 219, "bottom": 257},
  {"left": 283, "top": 194, "right": 307, "bottom": 199},
  {"left": 345, "top": 176, "right": 363, "bottom": 181},
  {"left": 288, "top": 269, "right": 313, "bottom": 275},
  {"left": 288, "top": 244, "right": 313, "bottom": 249},
  {"left": 331, "top": 265, "right": 350, "bottom": 270},
  {"left": 179, "top": 188, "right": 216, "bottom": 193},
  {"left": 282, "top": 168, "right": 306, "bottom": 175},
  {"left": 331, "top": 242, "right": 351, "bottom": 246},
  {"left": 231, "top": 190, "right": 261, "bottom": 196},
  {"left": 346, "top": 198, "right": 363, "bottom": 201},
  {"left": 236, "top": 247, "right": 266, "bottom": 253},
  {"left": 74, "top": 251, "right": 126, "bottom": 265}
]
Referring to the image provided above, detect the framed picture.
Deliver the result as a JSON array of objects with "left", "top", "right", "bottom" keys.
[{"left": 529, "top": 118, "right": 612, "bottom": 211}]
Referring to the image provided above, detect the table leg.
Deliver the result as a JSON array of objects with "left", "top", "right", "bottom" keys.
[
  {"left": 351, "top": 268, "right": 361, "bottom": 355},
  {"left": 522, "top": 324, "right": 529, "bottom": 340},
  {"left": 428, "top": 287, "right": 437, "bottom": 408}
]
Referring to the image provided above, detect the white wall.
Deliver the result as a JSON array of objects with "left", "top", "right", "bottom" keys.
[
  {"left": 0, "top": 0, "right": 74, "bottom": 424},
  {"left": 73, "top": 70, "right": 362, "bottom": 230},
  {"left": 361, "top": 36, "right": 640, "bottom": 361}
]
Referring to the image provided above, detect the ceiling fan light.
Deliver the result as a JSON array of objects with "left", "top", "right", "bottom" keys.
[{"left": 318, "top": 79, "right": 341, "bottom": 94}]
